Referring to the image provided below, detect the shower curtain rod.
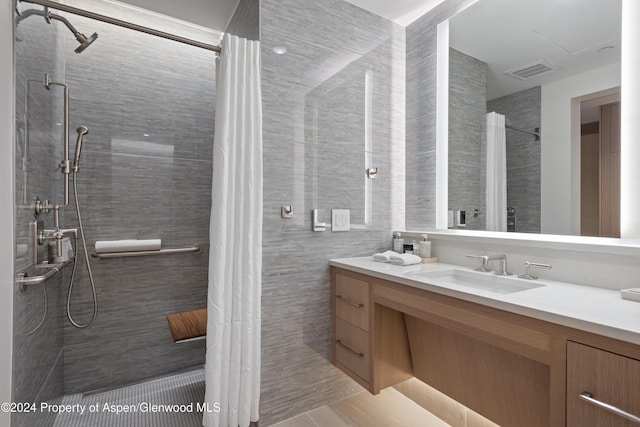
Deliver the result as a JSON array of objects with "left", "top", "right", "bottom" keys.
[
  {"left": 19, "top": 0, "right": 222, "bottom": 53},
  {"left": 505, "top": 124, "right": 540, "bottom": 141}
]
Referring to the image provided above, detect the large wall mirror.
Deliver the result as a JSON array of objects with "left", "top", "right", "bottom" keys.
[{"left": 436, "top": 0, "right": 622, "bottom": 237}]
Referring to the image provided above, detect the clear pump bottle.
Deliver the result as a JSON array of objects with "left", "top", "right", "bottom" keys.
[
  {"left": 417, "top": 234, "right": 431, "bottom": 259},
  {"left": 393, "top": 232, "right": 404, "bottom": 253}
]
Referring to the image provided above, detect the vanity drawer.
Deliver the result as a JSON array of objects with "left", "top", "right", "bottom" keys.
[
  {"left": 567, "top": 341, "right": 640, "bottom": 426},
  {"left": 335, "top": 317, "right": 370, "bottom": 383},
  {"left": 335, "top": 273, "right": 369, "bottom": 331}
]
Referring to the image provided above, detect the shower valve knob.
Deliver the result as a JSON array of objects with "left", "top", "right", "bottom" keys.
[{"left": 32, "top": 198, "right": 52, "bottom": 218}]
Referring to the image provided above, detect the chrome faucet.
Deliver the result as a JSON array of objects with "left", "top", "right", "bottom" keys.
[
  {"left": 486, "top": 254, "right": 511, "bottom": 276},
  {"left": 35, "top": 200, "right": 78, "bottom": 261}
]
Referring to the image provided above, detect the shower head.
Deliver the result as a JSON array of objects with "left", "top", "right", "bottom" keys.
[
  {"left": 74, "top": 32, "right": 98, "bottom": 54},
  {"left": 73, "top": 126, "right": 89, "bottom": 173},
  {"left": 53, "top": 12, "right": 99, "bottom": 54},
  {"left": 17, "top": 7, "right": 98, "bottom": 53}
]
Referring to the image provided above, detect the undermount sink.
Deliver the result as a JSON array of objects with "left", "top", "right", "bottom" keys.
[{"left": 406, "top": 268, "right": 546, "bottom": 295}]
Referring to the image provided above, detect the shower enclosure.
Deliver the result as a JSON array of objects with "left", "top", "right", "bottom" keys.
[{"left": 13, "top": 0, "right": 218, "bottom": 425}]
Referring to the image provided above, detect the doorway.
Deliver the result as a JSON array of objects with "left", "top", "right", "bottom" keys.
[{"left": 580, "top": 89, "right": 621, "bottom": 237}]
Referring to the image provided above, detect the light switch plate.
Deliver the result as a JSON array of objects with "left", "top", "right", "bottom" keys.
[{"left": 332, "top": 209, "right": 350, "bottom": 232}]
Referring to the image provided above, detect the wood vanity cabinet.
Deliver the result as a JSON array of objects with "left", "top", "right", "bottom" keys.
[
  {"left": 333, "top": 272, "right": 371, "bottom": 387},
  {"left": 332, "top": 269, "right": 413, "bottom": 393},
  {"left": 567, "top": 341, "right": 640, "bottom": 426},
  {"left": 331, "top": 266, "right": 640, "bottom": 427}
]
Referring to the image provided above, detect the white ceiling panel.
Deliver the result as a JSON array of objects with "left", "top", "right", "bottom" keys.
[{"left": 342, "top": 0, "right": 447, "bottom": 26}]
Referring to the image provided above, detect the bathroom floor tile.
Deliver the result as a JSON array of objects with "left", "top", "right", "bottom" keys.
[
  {"left": 270, "top": 413, "right": 319, "bottom": 427},
  {"left": 326, "top": 388, "right": 451, "bottom": 427},
  {"left": 272, "top": 387, "right": 452, "bottom": 427}
]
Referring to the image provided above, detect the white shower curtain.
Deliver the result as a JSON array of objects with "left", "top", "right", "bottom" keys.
[
  {"left": 486, "top": 112, "right": 507, "bottom": 232},
  {"left": 204, "top": 34, "right": 262, "bottom": 427}
]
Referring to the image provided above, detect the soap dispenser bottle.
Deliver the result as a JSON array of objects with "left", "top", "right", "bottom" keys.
[
  {"left": 393, "top": 232, "right": 404, "bottom": 253},
  {"left": 417, "top": 234, "right": 431, "bottom": 259}
]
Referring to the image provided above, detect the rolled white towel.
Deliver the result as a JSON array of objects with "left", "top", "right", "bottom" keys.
[
  {"left": 389, "top": 253, "right": 422, "bottom": 266},
  {"left": 372, "top": 250, "right": 397, "bottom": 263},
  {"left": 95, "top": 239, "right": 162, "bottom": 253}
]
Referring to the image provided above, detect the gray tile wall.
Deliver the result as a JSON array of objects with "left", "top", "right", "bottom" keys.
[
  {"left": 225, "top": 0, "right": 259, "bottom": 41},
  {"left": 13, "top": 10, "right": 66, "bottom": 427},
  {"left": 260, "top": 0, "right": 405, "bottom": 424},
  {"left": 487, "top": 86, "right": 541, "bottom": 233},
  {"left": 58, "top": 0, "right": 219, "bottom": 393},
  {"left": 405, "top": 0, "right": 479, "bottom": 230},
  {"left": 448, "top": 48, "right": 486, "bottom": 230},
  {"left": 14, "top": 0, "right": 224, "bottom": 406}
]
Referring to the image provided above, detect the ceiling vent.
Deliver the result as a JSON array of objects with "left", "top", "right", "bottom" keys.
[{"left": 504, "top": 59, "right": 557, "bottom": 80}]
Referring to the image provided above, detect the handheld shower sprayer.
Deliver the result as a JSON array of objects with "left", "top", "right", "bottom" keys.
[
  {"left": 73, "top": 126, "right": 88, "bottom": 172},
  {"left": 68, "top": 124, "right": 97, "bottom": 328}
]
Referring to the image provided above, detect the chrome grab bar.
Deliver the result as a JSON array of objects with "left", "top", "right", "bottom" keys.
[
  {"left": 336, "top": 340, "right": 364, "bottom": 358},
  {"left": 579, "top": 392, "right": 640, "bottom": 424},
  {"left": 336, "top": 295, "right": 364, "bottom": 308},
  {"left": 16, "top": 259, "right": 73, "bottom": 290},
  {"left": 90, "top": 245, "right": 201, "bottom": 259}
]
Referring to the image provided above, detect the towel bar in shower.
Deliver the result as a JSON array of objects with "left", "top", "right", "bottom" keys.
[{"left": 90, "top": 245, "right": 202, "bottom": 259}]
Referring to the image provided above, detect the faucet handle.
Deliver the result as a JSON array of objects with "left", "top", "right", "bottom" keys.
[
  {"left": 518, "top": 261, "right": 552, "bottom": 280},
  {"left": 465, "top": 255, "right": 491, "bottom": 272}
]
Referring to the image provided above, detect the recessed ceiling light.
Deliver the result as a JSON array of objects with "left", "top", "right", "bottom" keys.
[{"left": 272, "top": 46, "right": 287, "bottom": 55}]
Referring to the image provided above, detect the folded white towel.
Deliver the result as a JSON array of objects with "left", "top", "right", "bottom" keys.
[
  {"left": 372, "top": 250, "right": 398, "bottom": 263},
  {"left": 389, "top": 253, "right": 422, "bottom": 266},
  {"left": 95, "top": 239, "right": 162, "bottom": 253}
]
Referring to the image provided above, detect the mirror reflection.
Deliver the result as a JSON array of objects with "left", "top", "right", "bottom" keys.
[
  {"left": 305, "top": 65, "right": 374, "bottom": 229},
  {"left": 445, "top": 0, "right": 621, "bottom": 236}
]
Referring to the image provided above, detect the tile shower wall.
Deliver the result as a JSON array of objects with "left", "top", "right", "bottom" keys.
[
  {"left": 58, "top": 0, "right": 219, "bottom": 393},
  {"left": 405, "top": 0, "right": 479, "bottom": 230},
  {"left": 487, "top": 86, "right": 541, "bottom": 233},
  {"left": 260, "top": 0, "right": 405, "bottom": 424},
  {"left": 448, "top": 48, "right": 486, "bottom": 231},
  {"left": 13, "top": 9, "right": 66, "bottom": 427}
]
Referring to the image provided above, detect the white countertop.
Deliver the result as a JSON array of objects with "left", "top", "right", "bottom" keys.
[{"left": 329, "top": 257, "right": 640, "bottom": 346}]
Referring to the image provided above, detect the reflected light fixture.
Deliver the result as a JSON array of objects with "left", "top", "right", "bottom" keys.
[{"left": 272, "top": 46, "right": 287, "bottom": 55}]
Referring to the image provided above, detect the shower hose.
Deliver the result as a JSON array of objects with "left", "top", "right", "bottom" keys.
[{"left": 66, "top": 170, "right": 98, "bottom": 328}]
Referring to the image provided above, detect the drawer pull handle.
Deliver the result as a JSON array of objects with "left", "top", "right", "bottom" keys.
[
  {"left": 336, "top": 339, "right": 364, "bottom": 358},
  {"left": 336, "top": 295, "right": 364, "bottom": 308},
  {"left": 579, "top": 392, "right": 640, "bottom": 424}
]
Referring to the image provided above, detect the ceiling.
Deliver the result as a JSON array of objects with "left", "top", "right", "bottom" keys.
[
  {"left": 344, "top": 0, "right": 447, "bottom": 26},
  {"left": 117, "top": 0, "right": 240, "bottom": 31},
  {"left": 117, "top": 0, "right": 447, "bottom": 31}
]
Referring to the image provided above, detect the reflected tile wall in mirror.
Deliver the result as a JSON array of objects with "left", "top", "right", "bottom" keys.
[{"left": 405, "top": 0, "right": 476, "bottom": 230}]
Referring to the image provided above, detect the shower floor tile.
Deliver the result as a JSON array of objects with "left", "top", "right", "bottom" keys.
[{"left": 53, "top": 367, "right": 205, "bottom": 427}]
